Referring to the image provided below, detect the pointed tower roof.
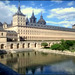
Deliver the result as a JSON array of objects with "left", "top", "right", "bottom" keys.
[
  {"left": 13, "top": 1, "right": 25, "bottom": 16},
  {"left": 30, "top": 10, "right": 36, "bottom": 19}
]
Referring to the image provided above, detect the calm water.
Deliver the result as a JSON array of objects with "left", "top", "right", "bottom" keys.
[{"left": 0, "top": 51, "right": 75, "bottom": 75}]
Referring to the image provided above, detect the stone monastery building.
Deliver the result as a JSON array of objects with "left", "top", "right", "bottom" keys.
[{"left": 0, "top": 2, "right": 75, "bottom": 50}]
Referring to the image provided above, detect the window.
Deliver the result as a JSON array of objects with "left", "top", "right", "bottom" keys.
[{"left": 1, "top": 33, "right": 3, "bottom": 36}]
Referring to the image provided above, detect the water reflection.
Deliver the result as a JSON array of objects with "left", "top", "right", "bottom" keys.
[{"left": 0, "top": 51, "right": 75, "bottom": 75}]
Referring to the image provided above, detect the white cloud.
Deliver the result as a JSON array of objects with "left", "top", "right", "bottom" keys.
[
  {"left": 0, "top": 1, "right": 45, "bottom": 24},
  {"left": 21, "top": 5, "right": 26, "bottom": 8},
  {"left": 47, "top": 7, "right": 75, "bottom": 27},
  {"left": 0, "top": 1, "right": 17, "bottom": 23},
  {"left": 46, "top": 20, "right": 75, "bottom": 28},
  {"left": 21, "top": 6, "right": 45, "bottom": 18},
  {"left": 67, "top": 1, "right": 74, "bottom": 6},
  {"left": 47, "top": 7, "right": 75, "bottom": 21}
]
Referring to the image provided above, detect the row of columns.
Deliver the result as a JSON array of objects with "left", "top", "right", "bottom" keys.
[
  {"left": 0, "top": 41, "right": 60, "bottom": 50},
  {"left": 0, "top": 42, "right": 41, "bottom": 50}
]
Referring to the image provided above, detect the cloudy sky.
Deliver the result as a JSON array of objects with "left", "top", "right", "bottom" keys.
[{"left": 0, "top": 0, "right": 75, "bottom": 28}]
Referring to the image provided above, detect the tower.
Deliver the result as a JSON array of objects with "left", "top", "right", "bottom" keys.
[
  {"left": 12, "top": 1, "right": 26, "bottom": 26},
  {"left": 30, "top": 10, "right": 36, "bottom": 23},
  {"left": 38, "top": 12, "right": 46, "bottom": 25}
]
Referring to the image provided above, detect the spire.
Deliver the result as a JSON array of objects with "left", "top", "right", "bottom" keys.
[
  {"left": 13, "top": 0, "right": 25, "bottom": 16},
  {"left": 40, "top": 11, "right": 43, "bottom": 19},
  {"left": 18, "top": 0, "right": 20, "bottom": 11},
  {"left": 30, "top": 10, "right": 36, "bottom": 23},
  {"left": 32, "top": 10, "right": 34, "bottom": 16}
]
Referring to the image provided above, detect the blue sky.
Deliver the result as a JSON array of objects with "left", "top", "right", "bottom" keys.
[{"left": 0, "top": 1, "right": 75, "bottom": 28}]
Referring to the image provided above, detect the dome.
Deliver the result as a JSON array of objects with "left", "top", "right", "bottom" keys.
[
  {"left": 38, "top": 13, "right": 46, "bottom": 25},
  {"left": 38, "top": 18, "right": 46, "bottom": 25}
]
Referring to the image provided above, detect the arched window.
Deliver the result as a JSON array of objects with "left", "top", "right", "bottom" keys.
[
  {"left": 10, "top": 44, "right": 13, "bottom": 49},
  {"left": 1, "top": 33, "right": 3, "bottom": 36},
  {"left": 28, "top": 43, "right": 30, "bottom": 48},
  {"left": 34, "top": 43, "right": 37, "bottom": 48},
  {"left": 22, "top": 43, "right": 25, "bottom": 48},
  {"left": 17, "top": 43, "right": 19, "bottom": 49},
  {"left": 1, "top": 44, "right": 4, "bottom": 49}
]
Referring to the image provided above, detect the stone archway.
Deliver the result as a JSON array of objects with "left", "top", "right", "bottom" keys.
[
  {"left": 1, "top": 44, "right": 4, "bottom": 49},
  {"left": 10, "top": 44, "right": 13, "bottom": 49},
  {"left": 17, "top": 43, "right": 19, "bottom": 49},
  {"left": 34, "top": 43, "right": 37, "bottom": 48},
  {"left": 28, "top": 43, "right": 30, "bottom": 48},
  {"left": 22, "top": 43, "right": 25, "bottom": 48}
]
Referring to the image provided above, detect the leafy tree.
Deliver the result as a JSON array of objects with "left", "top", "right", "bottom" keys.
[{"left": 41, "top": 42, "right": 48, "bottom": 48}]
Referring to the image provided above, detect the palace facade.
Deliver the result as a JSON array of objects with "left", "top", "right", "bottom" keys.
[{"left": 0, "top": 2, "right": 75, "bottom": 50}]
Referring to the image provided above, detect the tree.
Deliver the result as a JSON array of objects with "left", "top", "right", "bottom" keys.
[{"left": 41, "top": 42, "right": 48, "bottom": 48}]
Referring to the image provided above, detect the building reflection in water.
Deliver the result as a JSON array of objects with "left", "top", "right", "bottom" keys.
[{"left": 0, "top": 51, "right": 75, "bottom": 75}]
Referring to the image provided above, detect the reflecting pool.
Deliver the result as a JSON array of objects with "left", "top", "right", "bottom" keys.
[{"left": 0, "top": 51, "right": 75, "bottom": 75}]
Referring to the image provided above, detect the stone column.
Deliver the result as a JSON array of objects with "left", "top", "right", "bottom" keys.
[
  {"left": 18, "top": 33, "right": 20, "bottom": 41},
  {"left": 19, "top": 43, "right": 22, "bottom": 49},
  {"left": 14, "top": 43, "right": 17, "bottom": 49},
  {"left": 30, "top": 43, "right": 34, "bottom": 48},
  {"left": 25, "top": 43, "right": 28, "bottom": 48},
  {"left": 36, "top": 43, "right": 41, "bottom": 48}
]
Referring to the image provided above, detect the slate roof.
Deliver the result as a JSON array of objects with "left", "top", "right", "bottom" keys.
[{"left": 27, "top": 23, "right": 75, "bottom": 32}]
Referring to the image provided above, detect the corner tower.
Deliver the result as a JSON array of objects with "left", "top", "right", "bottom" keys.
[{"left": 12, "top": 1, "right": 26, "bottom": 26}]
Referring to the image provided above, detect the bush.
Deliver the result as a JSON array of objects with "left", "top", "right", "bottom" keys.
[
  {"left": 51, "top": 43, "right": 65, "bottom": 51},
  {"left": 50, "top": 44, "right": 60, "bottom": 50},
  {"left": 58, "top": 45, "right": 65, "bottom": 51},
  {"left": 41, "top": 42, "right": 48, "bottom": 48}
]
